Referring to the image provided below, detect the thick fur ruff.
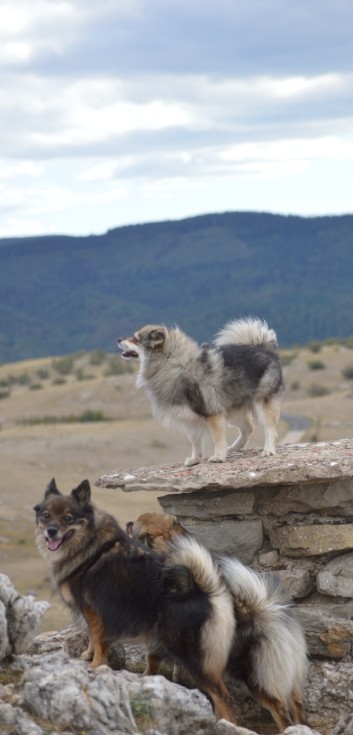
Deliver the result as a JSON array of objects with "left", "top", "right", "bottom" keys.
[
  {"left": 128, "top": 512, "right": 308, "bottom": 733},
  {"left": 34, "top": 479, "right": 236, "bottom": 724},
  {"left": 118, "top": 316, "right": 284, "bottom": 465}
]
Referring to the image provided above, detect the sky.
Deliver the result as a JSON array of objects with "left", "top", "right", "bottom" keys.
[{"left": 1, "top": 0, "right": 353, "bottom": 238}]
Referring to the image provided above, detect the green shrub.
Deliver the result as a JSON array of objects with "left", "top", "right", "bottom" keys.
[
  {"left": 307, "top": 384, "right": 330, "bottom": 397},
  {"left": 342, "top": 365, "right": 353, "bottom": 380},
  {"left": 307, "top": 341, "right": 322, "bottom": 353},
  {"left": 280, "top": 352, "right": 297, "bottom": 366},
  {"left": 37, "top": 367, "right": 50, "bottom": 379},
  {"left": 290, "top": 381, "right": 300, "bottom": 390},
  {"left": 10, "top": 372, "right": 31, "bottom": 385},
  {"left": 52, "top": 355, "right": 75, "bottom": 375},
  {"left": 77, "top": 410, "right": 108, "bottom": 422},
  {"left": 308, "top": 360, "right": 325, "bottom": 370}
]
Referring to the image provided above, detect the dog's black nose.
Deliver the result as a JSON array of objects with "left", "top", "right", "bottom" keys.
[{"left": 47, "top": 525, "right": 58, "bottom": 538}]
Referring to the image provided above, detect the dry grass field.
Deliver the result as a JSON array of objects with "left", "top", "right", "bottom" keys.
[{"left": 1, "top": 343, "right": 353, "bottom": 631}]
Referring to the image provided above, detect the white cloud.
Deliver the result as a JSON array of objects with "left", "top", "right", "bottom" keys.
[{"left": 0, "top": 0, "right": 353, "bottom": 236}]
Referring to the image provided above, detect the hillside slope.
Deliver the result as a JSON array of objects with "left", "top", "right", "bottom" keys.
[{"left": 1, "top": 211, "right": 353, "bottom": 361}]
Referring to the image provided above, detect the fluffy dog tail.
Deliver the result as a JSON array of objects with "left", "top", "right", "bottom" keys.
[
  {"left": 214, "top": 316, "right": 278, "bottom": 349},
  {"left": 167, "top": 537, "right": 235, "bottom": 678},
  {"left": 219, "top": 556, "right": 308, "bottom": 714}
]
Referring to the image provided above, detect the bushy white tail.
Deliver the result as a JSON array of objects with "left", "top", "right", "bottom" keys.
[
  {"left": 214, "top": 317, "right": 278, "bottom": 348},
  {"left": 219, "top": 556, "right": 308, "bottom": 701}
]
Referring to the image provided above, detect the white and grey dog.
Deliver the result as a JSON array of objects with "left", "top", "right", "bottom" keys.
[{"left": 118, "top": 317, "right": 284, "bottom": 466}]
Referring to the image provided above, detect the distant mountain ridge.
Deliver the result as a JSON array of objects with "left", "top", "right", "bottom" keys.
[{"left": 1, "top": 211, "right": 353, "bottom": 362}]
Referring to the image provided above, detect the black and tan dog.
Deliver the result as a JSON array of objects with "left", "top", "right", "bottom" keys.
[
  {"left": 34, "top": 479, "right": 237, "bottom": 724},
  {"left": 127, "top": 511, "right": 308, "bottom": 733}
]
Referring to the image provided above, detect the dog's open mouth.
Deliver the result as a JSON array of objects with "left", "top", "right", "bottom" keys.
[
  {"left": 46, "top": 529, "right": 75, "bottom": 551},
  {"left": 121, "top": 350, "right": 139, "bottom": 359}
]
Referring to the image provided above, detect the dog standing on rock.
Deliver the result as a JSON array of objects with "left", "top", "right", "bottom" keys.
[
  {"left": 127, "top": 511, "right": 308, "bottom": 733},
  {"left": 34, "top": 479, "right": 237, "bottom": 724},
  {"left": 118, "top": 317, "right": 284, "bottom": 466}
]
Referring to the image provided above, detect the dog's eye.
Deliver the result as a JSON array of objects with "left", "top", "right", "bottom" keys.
[
  {"left": 63, "top": 514, "right": 73, "bottom": 523},
  {"left": 42, "top": 511, "right": 50, "bottom": 519}
]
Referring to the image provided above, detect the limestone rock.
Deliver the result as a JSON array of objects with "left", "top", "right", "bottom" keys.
[
  {"left": 18, "top": 651, "right": 214, "bottom": 735},
  {"left": 297, "top": 608, "right": 353, "bottom": 659},
  {"left": 1, "top": 625, "right": 353, "bottom": 734},
  {"left": 159, "top": 487, "right": 255, "bottom": 519},
  {"left": 316, "top": 552, "right": 353, "bottom": 597},
  {"left": 0, "top": 574, "right": 49, "bottom": 658},
  {"left": 331, "top": 713, "right": 353, "bottom": 734},
  {"left": 95, "top": 439, "right": 353, "bottom": 494},
  {"left": 270, "top": 524, "right": 353, "bottom": 557},
  {"left": 182, "top": 519, "right": 263, "bottom": 562},
  {"left": 304, "top": 660, "right": 353, "bottom": 732},
  {"left": 276, "top": 568, "right": 313, "bottom": 599}
]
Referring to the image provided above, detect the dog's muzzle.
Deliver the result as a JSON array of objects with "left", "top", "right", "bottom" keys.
[
  {"left": 45, "top": 526, "right": 74, "bottom": 552},
  {"left": 118, "top": 338, "right": 139, "bottom": 359}
]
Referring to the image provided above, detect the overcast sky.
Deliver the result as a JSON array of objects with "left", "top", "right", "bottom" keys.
[{"left": 1, "top": 0, "right": 353, "bottom": 237}]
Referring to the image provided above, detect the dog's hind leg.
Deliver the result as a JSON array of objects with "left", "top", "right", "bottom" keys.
[
  {"left": 195, "top": 674, "right": 237, "bottom": 724},
  {"left": 255, "top": 397, "right": 281, "bottom": 456},
  {"left": 228, "top": 408, "right": 255, "bottom": 451},
  {"left": 206, "top": 414, "right": 228, "bottom": 462},
  {"left": 248, "top": 688, "right": 294, "bottom": 733},
  {"left": 289, "top": 691, "right": 307, "bottom": 725}
]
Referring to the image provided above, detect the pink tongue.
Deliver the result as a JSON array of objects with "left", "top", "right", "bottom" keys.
[{"left": 47, "top": 538, "right": 62, "bottom": 551}]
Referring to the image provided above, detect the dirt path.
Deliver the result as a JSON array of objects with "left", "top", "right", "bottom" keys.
[{"left": 280, "top": 413, "right": 310, "bottom": 445}]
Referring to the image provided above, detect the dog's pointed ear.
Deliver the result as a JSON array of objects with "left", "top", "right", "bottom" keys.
[
  {"left": 148, "top": 328, "right": 166, "bottom": 347},
  {"left": 71, "top": 479, "right": 91, "bottom": 506},
  {"left": 44, "top": 477, "right": 61, "bottom": 499}
]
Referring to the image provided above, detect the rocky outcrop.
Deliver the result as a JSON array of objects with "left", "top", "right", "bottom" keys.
[
  {"left": 0, "top": 574, "right": 48, "bottom": 660},
  {"left": 0, "top": 619, "right": 346, "bottom": 735},
  {"left": 96, "top": 439, "right": 353, "bottom": 494}
]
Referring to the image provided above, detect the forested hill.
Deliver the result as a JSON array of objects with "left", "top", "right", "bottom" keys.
[{"left": 1, "top": 211, "right": 353, "bottom": 362}]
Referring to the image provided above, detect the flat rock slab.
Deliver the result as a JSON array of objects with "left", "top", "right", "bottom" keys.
[{"left": 95, "top": 439, "right": 353, "bottom": 495}]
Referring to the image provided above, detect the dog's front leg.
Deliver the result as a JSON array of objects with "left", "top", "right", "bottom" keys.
[
  {"left": 81, "top": 635, "right": 94, "bottom": 662},
  {"left": 83, "top": 607, "right": 109, "bottom": 668},
  {"left": 184, "top": 426, "right": 204, "bottom": 466},
  {"left": 206, "top": 414, "right": 228, "bottom": 462},
  {"left": 144, "top": 650, "right": 162, "bottom": 675}
]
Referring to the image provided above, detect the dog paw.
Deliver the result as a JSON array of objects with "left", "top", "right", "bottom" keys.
[
  {"left": 185, "top": 456, "right": 201, "bottom": 466},
  {"left": 208, "top": 454, "right": 226, "bottom": 463},
  {"left": 261, "top": 448, "right": 276, "bottom": 457},
  {"left": 81, "top": 649, "right": 93, "bottom": 661}
]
